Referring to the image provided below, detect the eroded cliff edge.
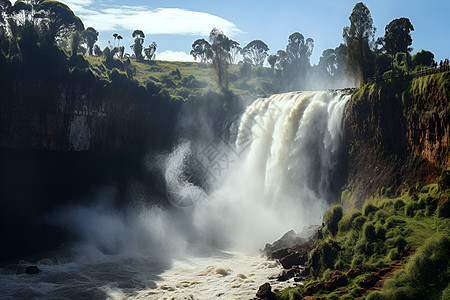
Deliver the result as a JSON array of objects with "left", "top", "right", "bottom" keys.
[{"left": 343, "top": 71, "right": 450, "bottom": 208}]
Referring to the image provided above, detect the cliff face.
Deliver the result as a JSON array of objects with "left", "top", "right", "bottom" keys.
[
  {"left": 0, "top": 71, "right": 179, "bottom": 153},
  {"left": 343, "top": 72, "right": 450, "bottom": 208}
]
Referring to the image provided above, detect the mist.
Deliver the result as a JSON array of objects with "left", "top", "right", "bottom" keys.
[{"left": 48, "top": 90, "right": 349, "bottom": 265}]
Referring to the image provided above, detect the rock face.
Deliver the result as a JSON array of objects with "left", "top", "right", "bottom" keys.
[{"left": 344, "top": 74, "right": 450, "bottom": 208}]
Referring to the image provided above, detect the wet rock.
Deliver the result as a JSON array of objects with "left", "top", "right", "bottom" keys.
[
  {"left": 263, "top": 230, "right": 304, "bottom": 257},
  {"left": 323, "top": 270, "right": 348, "bottom": 291},
  {"left": 25, "top": 266, "right": 40, "bottom": 274},
  {"left": 376, "top": 267, "right": 392, "bottom": 277},
  {"left": 346, "top": 264, "right": 363, "bottom": 278},
  {"left": 303, "top": 271, "right": 348, "bottom": 295},
  {"left": 271, "top": 248, "right": 290, "bottom": 260},
  {"left": 256, "top": 282, "right": 277, "bottom": 300},
  {"left": 279, "top": 252, "right": 306, "bottom": 269},
  {"left": 277, "top": 266, "right": 303, "bottom": 281}
]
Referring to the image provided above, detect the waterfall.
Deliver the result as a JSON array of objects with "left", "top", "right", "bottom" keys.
[
  {"left": 0, "top": 90, "right": 351, "bottom": 299},
  {"left": 190, "top": 90, "right": 350, "bottom": 248}
]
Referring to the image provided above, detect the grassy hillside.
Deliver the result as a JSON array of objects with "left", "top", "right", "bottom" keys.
[
  {"left": 84, "top": 56, "right": 277, "bottom": 101},
  {"left": 278, "top": 170, "right": 450, "bottom": 300}
]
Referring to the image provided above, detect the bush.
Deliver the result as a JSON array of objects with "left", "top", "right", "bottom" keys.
[
  {"left": 393, "top": 236, "right": 407, "bottom": 252},
  {"left": 437, "top": 200, "right": 450, "bottom": 218},
  {"left": 363, "top": 223, "right": 377, "bottom": 243},
  {"left": 324, "top": 205, "right": 344, "bottom": 236},
  {"left": 394, "top": 199, "right": 405, "bottom": 210},
  {"left": 338, "top": 210, "right": 361, "bottom": 232},
  {"left": 388, "top": 248, "right": 400, "bottom": 261},
  {"left": 405, "top": 202, "right": 419, "bottom": 217},
  {"left": 352, "top": 216, "right": 367, "bottom": 230},
  {"left": 363, "top": 202, "right": 378, "bottom": 216},
  {"left": 438, "top": 169, "right": 450, "bottom": 190},
  {"left": 351, "top": 255, "right": 364, "bottom": 267}
]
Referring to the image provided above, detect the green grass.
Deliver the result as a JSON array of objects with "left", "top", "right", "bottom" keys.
[
  {"left": 84, "top": 55, "right": 279, "bottom": 100},
  {"left": 279, "top": 170, "right": 450, "bottom": 300}
]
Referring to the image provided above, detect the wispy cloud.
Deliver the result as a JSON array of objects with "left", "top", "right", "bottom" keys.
[
  {"left": 157, "top": 50, "right": 195, "bottom": 62},
  {"left": 61, "top": 1, "right": 241, "bottom": 37}
]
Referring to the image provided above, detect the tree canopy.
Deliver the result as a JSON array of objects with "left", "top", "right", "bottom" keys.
[
  {"left": 379, "top": 17, "right": 414, "bottom": 55},
  {"left": 241, "top": 40, "right": 269, "bottom": 67}
]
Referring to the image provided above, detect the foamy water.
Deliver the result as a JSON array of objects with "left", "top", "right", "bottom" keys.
[{"left": 0, "top": 251, "right": 294, "bottom": 299}]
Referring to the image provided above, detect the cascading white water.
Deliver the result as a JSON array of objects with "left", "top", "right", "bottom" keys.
[
  {"left": 191, "top": 90, "right": 350, "bottom": 248},
  {"left": 0, "top": 90, "right": 350, "bottom": 300}
]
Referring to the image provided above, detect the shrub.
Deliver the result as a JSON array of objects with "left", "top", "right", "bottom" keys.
[
  {"left": 438, "top": 169, "right": 450, "bottom": 190},
  {"left": 375, "top": 225, "right": 386, "bottom": 241},
  {"left": 338, "top": 210, "right": 362, "bottom": 232},
  {"left": 388, "top": 248, "right": 400, "bottom": 261},
  {"left": 374, "top": 210, "right": 388, "bottom": 224},
  {"left": 363, "top": 223, "right": 377, "bottom": 243},
  {"left": 394, "top": 199, "right": 405, "bottom": 210},
  {"left": 363, "top": 202, "right": 378, "bottom": 216},
  {"left": 437, "top": 200, "right": 450, "bottom": 218},
  {"left": 324, "top": 205, "right": 344, "bottom": 236},
  {"left": 393, "top": 236, "right": 407, "bottom": 252},
  {"left": 352, "top": 216, "right": 366, "bottom": 230},
  {"left": 351, "top": 255, "right": 364, "bottom": 267},
  {"left": 405, "top": 202, "right": 419, "bottom": 217}
]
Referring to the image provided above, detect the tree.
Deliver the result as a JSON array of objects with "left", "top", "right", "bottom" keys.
[
  {"left": 228, "top": 39, "right": 240, "bottom": 64},
  {"left": 317, "top": 44, "right": 347, "bottom": 80},
  {"left": 144, "top": 42, "right": 157, "bottom": 60},
  {"left": 36, "top": 0, "right": 84, "bottom": 44},
  {"left": 275, "top": 50, "right": 288, "bottom": 71},
  {"left": 343, "top": 2, "right": 376, "bottom": 86},
  {"left": 83, "top": 27, "right": 98, "bottom": 56},
  {"left": 117, "top": 35, "right": 123, "bottom": 46},
  {"left": 94, "top": 44, "right": 102, "bottom": 57},
  {"left": 190, "top": 38, "right": 211, "bottom": 63},
  {"left": 206, "top": 28, "right": 233, "bottom": 89},
  {"left": 267, "top": 54, "right": 277, "bottom": 72},
  {"left": 131, "top": 29, "right": 145, "bottom": 61},
  {"left": 241, "top": 40, "right": 269, "bottom": 67},
  {"left": 113, "top": 33, "right": 118, "bottom": 46},
  {"left": 379, "top": 18, "right": 414, "bottom": 55},
  {"left": 285, "top": 32, "right": 314, "bottom": 70},
  {"left": 70, "top": 30, "right": 81, "bottom": 58},
  {"left": 412, "top": 50, "right": 434, "bottom": 68}
]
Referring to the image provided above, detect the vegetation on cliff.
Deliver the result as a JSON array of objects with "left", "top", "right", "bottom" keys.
[
  {"left": 343, "top": 71, "right": 450, "bottom": 208},
  {"left": 278, "top": 170, "right": 450, "bottom": 300}
]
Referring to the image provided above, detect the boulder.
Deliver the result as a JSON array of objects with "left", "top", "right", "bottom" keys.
[
  {"left": 25, "top": 266, "right": 40, "bottom": 275},
  {"left": 256, "top": 282, "right": 277, "bottom": 300},
  {"left": 279, "top": 252, "right": 306, "bottom": 269},
  {"left": 271, "top": 248, "right": 290, "bottom": 260},
  {"left": 360, "top": 273, "right": 381, "bottom": 289}
]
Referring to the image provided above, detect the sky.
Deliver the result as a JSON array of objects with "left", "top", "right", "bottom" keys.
[{"left": 11, "top": 0, "right": 450, "bottom": 64}]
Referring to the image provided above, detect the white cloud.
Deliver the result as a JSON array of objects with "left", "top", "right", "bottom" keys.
[
  {"left": 61, "top": 1, "right": 240, "bottom": 37},
  {"left": 156, "top": 50, "right": 195, "bottom": 62}
]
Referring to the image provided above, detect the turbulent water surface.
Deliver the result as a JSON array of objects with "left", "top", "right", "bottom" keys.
[{"left": 0, "top": 91, "right": 350, "bottom": 299}]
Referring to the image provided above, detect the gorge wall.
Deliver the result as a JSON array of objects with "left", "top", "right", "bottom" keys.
[{"left": 343, "top": 71, "right": 450, "bottom": 208}]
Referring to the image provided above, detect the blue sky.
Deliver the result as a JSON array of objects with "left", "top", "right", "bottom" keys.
[{"left": 16, "top": 0, "right": 450, "bottom": 63}]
